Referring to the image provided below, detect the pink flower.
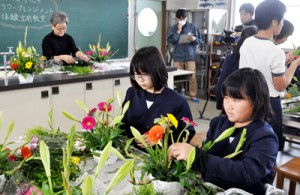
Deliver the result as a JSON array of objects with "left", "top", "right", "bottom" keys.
[
  {"left": 181, "top": 117, "right": 198, "bottom": 127},
  {"left": 30, "top": 136, "right": 39, "bottom": 151},
  {"left": 86, "top": 50, "right": 93, "bottom": 55},
  {"left": 24, "top": 186, "right": 42, "bottom": 195},
  {"left": 100, "top": 51, "right": 108, "bottom": 56},
  {"left": 88, "top": 108, "right": 97, "bottom": 116},
  {"left": 97, "top": 102, "right": 112, "bottom": 112},
  {"left": 82, "top": 116, "right": 96, "bottom": 130}
]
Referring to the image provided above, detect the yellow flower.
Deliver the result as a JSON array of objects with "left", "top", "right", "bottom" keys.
[
  {"left": 25, "top": 61, "right": 33, "bottom": 69},
  {"left": 21, "top": 51, "right": 27, "bottom": 57},
  {"left": 167, "top": 113, "right": 178, "bottom": 129},
  {"left": 70, "top": 156, "right": 81, "bottom": 165}
]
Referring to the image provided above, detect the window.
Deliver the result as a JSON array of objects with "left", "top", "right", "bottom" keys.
[{"left": 233, "top": 0, "right": 300, "bottom": 49}]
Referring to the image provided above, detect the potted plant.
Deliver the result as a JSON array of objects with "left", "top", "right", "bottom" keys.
[
  {"left": 63, "top": 92, "right": 130, "bottom": 164},
  {"left": 9, "top": 26, "right": 46, "bottom": 83},
  {"left": 85, "top": 34, "right": 118, "bottom": 71},
  {"left": 126, "top": 114, "right": 217, "bottom": 194}
]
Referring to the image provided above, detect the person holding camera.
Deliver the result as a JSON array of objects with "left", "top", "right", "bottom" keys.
[{"left": 167, "top": 9, "right": 201, "bottom": 102}]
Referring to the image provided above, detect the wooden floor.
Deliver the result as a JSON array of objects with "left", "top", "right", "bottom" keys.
[{"left": 188, "top": 98, "right": 300, "bottom": 194}]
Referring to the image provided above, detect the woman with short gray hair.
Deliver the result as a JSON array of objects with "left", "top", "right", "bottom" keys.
[{"left": 42, "top": 11, "right": 88, "bottom": 64}]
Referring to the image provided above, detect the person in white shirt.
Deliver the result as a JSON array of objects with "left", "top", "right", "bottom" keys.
[{"left": 239, "top": 0, "right": 300, "bottom": 151}]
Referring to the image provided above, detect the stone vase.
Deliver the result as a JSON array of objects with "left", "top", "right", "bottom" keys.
[
  {"left": 92, "top": 149, "right": 118, "bottom": 166},
  {"left": 152, "top": 180, "right": 184, "bottom": 195}
]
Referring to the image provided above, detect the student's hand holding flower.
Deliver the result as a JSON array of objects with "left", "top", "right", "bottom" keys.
[
  {"left": 169, "top": 143, "right": 194, "bottom": 161},
  {"left": 285, "top": 51, "right": 295, "bottom": 65},
  {"left": 135, "top": 133, "right": 155, "bottom": 148}
]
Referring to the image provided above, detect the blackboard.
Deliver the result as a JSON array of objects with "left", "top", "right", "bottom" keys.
[{"left": 0, "top": 0, "right": 128, "bottom": 62}]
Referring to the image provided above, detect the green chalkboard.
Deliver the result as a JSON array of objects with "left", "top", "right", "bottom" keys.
[{"left": 0, "top": 0, "right": 128, "bottom": 61}]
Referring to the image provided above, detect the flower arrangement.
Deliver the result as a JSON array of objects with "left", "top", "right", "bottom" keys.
[
  {"left": 63, "top": 92, "right": 130, "bottom": 153},
  {"left": 128, "top": 114, "right": 195, "bottom": 181},
  {"left": 9, "top": 27, "right": 46, "bottom": 76},
  {"left": 126, "top": 114, "right": 218, "bottom": 194},
  {"left": 85, "top": 34, "right": 118, "bottom": 63}
]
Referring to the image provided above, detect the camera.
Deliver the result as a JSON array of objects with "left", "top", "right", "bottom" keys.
[{"left": 222, "top": 29, "right": 236, "bottom": 45}]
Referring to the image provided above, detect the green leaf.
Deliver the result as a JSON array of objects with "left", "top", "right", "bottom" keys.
[
  {"left": 109, "top": 115, "right": 123, "bottom": 127},
  {"left": 3, "top": 120, "right": 14, "bottom": 146},
  {"left": 81, "top": 175, "right": 93, "bottom": 195},
  {"left": 106, "top": 98, "right": 115, "bottom": 105},
  {"left": 204, "top": 126, "right": 236, "bottom": 152},
  {"left": 202, "top": 141, "right": 212, "bottom": 152},
  {"left": 186, "top": 147, "right": 196, "bottom": 171},
  {"left": 214, "top": 126, "right": 236, "bottom": 143},
  {"left": 39, "top": 140, "right": 53, "bottom": 194},
  {"left": 122, "top": 101, "right": 130, "bottom": 116},
  {"left": 130, "top": 126, "right": 148, "bottom": 148},
  {"left": 116, "top": 90, "right": 122, "bottom": 107},
  {"left": 93, "top": 141, "right": 112, "bottom": 182},
  {"left": 105, "top": 159, "right": 135, "bottom": 194},
  {"left": 48, "top": 108, "right": 53, "bottom": 130},
  {"left": 110, "top": 146, "right": 126, "bottom": 161},
  {"left": 124, "top": 138, "right": 135, "bottom": 157},
  {"left": 62, "top": 111, "right": 81, "bottom": 123},
  {"left": 224, "top": 128, "right": 247, "bottom": 159},
  {"left": 39, "top": 140, "right": 51, "bottom": 177},
  {"left": 76, "top": 99, "right": 89, "bottom": 112}
]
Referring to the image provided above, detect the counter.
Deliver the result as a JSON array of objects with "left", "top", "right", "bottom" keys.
[
  {"left": 281, "top": 97, "right": 300, "bottom": 144},
  {"left": 0, "top": 62, "right": 179, "bottom": 147},
  {"left": 0, "top": 62, "right": 176, "bottom": 91}
]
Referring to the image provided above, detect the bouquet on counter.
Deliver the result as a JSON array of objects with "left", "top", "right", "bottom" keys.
[
  {"left": 63, "top": 91, "right": 130, "bottom": 153},
  {"left": 9, "top": 27, "right": 46, "bottom": 77},
  {"left": 85, "top": 34, "right": 118, "bottom": 63}
]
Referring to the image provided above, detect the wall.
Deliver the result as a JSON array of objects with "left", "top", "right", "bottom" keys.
[
  {"left": 167, "top": 0, "right": 229, "bottom": 10},
  {"left": 0, "top": 0, "right": 128, "bottom": 59}
]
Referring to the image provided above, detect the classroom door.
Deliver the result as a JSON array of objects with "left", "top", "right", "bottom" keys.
[{"left": 135, "top": 0, "right": 162, "bottom": 51}]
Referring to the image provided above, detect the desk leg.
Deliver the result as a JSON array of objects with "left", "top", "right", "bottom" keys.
[
  {"left": 288, "top": 181, "right": 296, "bottom": 195},
  {"left": 276, "top": 172, "right": 284, "bottom": 189}
]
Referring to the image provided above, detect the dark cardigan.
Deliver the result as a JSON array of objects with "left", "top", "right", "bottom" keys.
[
  {"left": 121, "top": 87, "right": 196, "bottom": 144},
  {"left": 193, "top": 115, "right": 278, "bottom": 194}
]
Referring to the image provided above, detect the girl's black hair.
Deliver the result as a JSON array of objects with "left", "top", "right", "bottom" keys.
[
  {"left": 222, "top": 68, "right": 274, "bottom": 122},
  {"left": 129, "top": 46, "right": 168, "bottom": 91}
]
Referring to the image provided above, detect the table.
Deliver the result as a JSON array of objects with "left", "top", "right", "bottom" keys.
[
  {"left": 172, "top": 69, "right": 194, "bottom": 93},
  {"left": 281, "top": 97, "right": 300, "bottom": 144}
]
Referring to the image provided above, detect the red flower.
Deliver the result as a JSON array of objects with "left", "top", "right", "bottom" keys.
[
  {"left": 97, "top": 102, "right": 112, "bottom": 112},
  {"left": 82, "top": 115, "right": 96, "bottom": 130},
  {"left": 85, "top": 50, "right": 93, "bottom": 55},
  {"left": 88, "top": 108, "right": 97, "bottom": 116},
  {"left": 21, "top": 146, "right": 32, "bottom": 159},
  {"left": 181, "top": 117, "right": 198, "bottom": 127},
  {"left": 10, "top": 63, "right": 19, "bottom": 70},
  {"left": 8, "top": 155, "right": 17, "bottom": 161},
  {"left": 148, "top": 125, "right": 165, "bottom": 144}
]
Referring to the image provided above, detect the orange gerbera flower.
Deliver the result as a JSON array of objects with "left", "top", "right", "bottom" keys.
[
  {"left": 21, "top": 146, "right": 32, "bottom": 159},
  {"left": 148, "top": 125, "right": 165, "bottom": 144}
]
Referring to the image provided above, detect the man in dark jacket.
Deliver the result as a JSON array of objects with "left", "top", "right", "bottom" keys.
[
  {"left": 234, "top": 3, "right": 256, "bottom": 32},
  {"left": 167, "top": 9, "right": 201, "bottom": 102}
]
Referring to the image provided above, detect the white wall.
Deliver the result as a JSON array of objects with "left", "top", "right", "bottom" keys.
[{"left": 167, "top": 0, "right": 228, "bottom": 10}]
